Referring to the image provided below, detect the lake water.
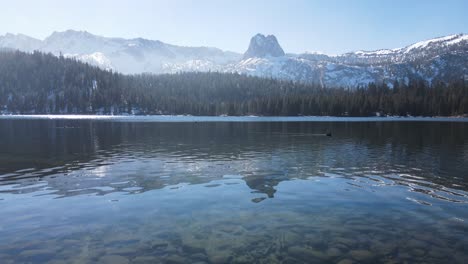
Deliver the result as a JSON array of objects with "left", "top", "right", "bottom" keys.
[{"left": 0, "top": 116, "right": 467, "bottom": 263}]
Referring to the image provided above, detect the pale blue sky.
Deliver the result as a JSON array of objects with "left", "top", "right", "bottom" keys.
[{"left": 0, "top": 0, "right": 467, "bottom": 54}]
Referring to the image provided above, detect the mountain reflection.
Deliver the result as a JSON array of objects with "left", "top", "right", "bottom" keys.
[{"left": 0, "top": 119, "right": 467, "bottom": 203}]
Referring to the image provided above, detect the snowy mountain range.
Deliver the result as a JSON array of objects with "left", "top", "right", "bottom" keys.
[{"left": 1, "top": 30, "right": 467, "bottom": 87}]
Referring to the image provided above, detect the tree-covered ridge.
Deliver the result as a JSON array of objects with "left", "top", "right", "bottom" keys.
[{"left": 0, "top": 50, "right": 467, "bottom": 116}]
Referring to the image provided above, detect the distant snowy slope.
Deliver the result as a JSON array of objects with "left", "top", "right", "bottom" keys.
[
  {"left": 65, "top": 52, "right": 114, "bottom": 70},
  {"left": 0, "top": 30, "right": 241, "bottom": 74},
  {"left": 226, "top": 33, "right": 468, "bottom": 87},
  {"left": 0, "top": 33, "right": 42, "bottom": 52},
  {"left": 339, "top": 34, "right": 468, "bottom": 64},
  {"left": 0, "top": 30, "right": 467, "bottom": 87}
]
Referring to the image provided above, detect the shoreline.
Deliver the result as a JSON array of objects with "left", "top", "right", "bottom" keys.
[{"left": 1, "top": 114, "right": 468, "bottom": 122}]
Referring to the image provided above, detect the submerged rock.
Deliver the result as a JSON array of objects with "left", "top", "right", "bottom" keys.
[
  {"left": 334, "top": 237, "right": 355, "bottom": 247},
  {"left": 132, "top": 256, "right": 157, "bottom": 264},
  {"left": 99, "top": 255, "right": 129, "bottom": 264},
  {"left": 428, "top": 247, "right": 447, "bottom": 258},
  {"left": 106, "top": 247, "right": 137, "bottom": 255},
  {"left": 406, "top": 239, "right": 428, "bottom": 249},
  {"left": 411, "top": 248, "right": 426, "bottom": 257},
  {"left": 165, "top": 254, "right": 188, "bottom": 264},
  {"left": 287, "top": 246, "right": 326, "bottom": 261},
  {"left": 208, "top": 253, "right": 232, "bottom": 264},
  {"left": 190, "top": 253, "right": 208, "bottom": 261},
  {"left": 150, "top": 240, "right": 169, "bottom": 249},
  {"left": 327, "top": 247, "right": 343, "bottom": 257},
  {"left": 350, "top": 249, "right": 374, "bottom": 261},
  {"left": 283, "top": 231, "right": 302, "bottom": 244},
  {"left": 337, "top": 259, "right": 354, "bottom": 264},
  {"left": 20, "top": 249, "right": 55, "bottom": 258},
  {"left": 44, "top": 260, "right": 68, "bottom": 264}
]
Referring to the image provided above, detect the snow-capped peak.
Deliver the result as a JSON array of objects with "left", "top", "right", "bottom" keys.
[
  {"left": 403, "top": 34, "right": 466, "bottom": 52},
  {"left": 350, "top": 33, "right": 467, "bottom": 57}
]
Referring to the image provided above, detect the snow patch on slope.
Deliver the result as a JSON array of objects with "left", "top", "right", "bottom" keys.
[
  {"left": 404, "top": 34, "right": 461, "bottom": 52},
  {"left": 65, "top": 52, "right": 114, "bottom": 70}
]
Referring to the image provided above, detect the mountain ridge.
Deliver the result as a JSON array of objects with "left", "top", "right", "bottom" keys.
[
  {"left": 3, "top": 30, "right": 466, "bottom": 57},
  {"left": 1, "top": 30, "right": 467, "bottom": 87}
]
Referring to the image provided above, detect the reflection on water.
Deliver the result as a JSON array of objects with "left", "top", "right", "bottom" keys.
[{"left": 0, "top": 119, "right": 467, "bottom": 263}]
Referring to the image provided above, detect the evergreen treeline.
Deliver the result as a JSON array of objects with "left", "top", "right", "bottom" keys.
[{"left": 0, "top": 50, "right": 467, "bottom": 116}]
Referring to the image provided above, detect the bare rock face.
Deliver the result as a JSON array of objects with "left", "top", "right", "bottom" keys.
[{"left": 243, "top": 33, "right": 285, "bottom": 59}]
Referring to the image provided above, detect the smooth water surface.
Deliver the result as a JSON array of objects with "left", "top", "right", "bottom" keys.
[{"left": 0, "top": 117, "right": 467, "bottom": 263}]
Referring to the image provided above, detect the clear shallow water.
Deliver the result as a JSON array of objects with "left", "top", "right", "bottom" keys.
[{"left": 0, "top": 117, "right": 467, "bottom": 263}]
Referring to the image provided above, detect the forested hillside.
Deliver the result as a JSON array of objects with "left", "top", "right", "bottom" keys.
[{"left": 0, "top": 50, "right": 467, "bottom": 116}]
